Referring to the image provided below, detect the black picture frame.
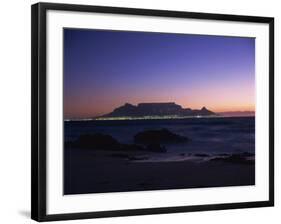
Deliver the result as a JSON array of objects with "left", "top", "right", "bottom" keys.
[{"left": 31, "top": 2, "right": 274, "bottom": 222}]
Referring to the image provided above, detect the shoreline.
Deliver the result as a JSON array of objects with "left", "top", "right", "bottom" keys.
[
  {"left": 64, "top": 147, "right": 255, "bottom": 195},
  {"left": 64, "top": 115, "right": 255, "bottom": 122}
]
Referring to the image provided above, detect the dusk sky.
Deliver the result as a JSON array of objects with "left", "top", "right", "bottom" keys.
[{"left": 64, "top": 28, "right": 255, "bottom": 119}]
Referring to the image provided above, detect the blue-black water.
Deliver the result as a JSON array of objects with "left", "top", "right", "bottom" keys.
[
  {"left": 64, "top": 116, "right": 255, "bottom": 194},
  {"left": 65, "top": 117, "right": 254, "bottom": 161}
]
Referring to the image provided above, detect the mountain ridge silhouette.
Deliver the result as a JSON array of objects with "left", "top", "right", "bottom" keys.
[{"left": 100, "top": 102, "right": 216, "bottom": 118}]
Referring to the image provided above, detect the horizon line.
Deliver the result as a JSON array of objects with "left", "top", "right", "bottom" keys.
[
  {"left": 64, "top": 111, "right": 256, "bottom": 120},
  {"left": 64, "top": 101, "right": 255, "bottom": 119},
  {"left": 64, "top": 114, "right": 256, "bottom": 121}
]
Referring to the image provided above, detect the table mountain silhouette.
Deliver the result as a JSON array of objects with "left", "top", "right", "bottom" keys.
[{"left": 100, "top": 102, "right": 216, "bottom": 118}]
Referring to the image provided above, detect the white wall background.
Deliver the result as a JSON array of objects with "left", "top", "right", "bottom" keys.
[{"left": 0, "top": 0, "right": 279, "bottom": 223}]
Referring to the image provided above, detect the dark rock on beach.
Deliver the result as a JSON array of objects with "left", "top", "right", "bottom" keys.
[
  {"left": 215, "top": 153, "right": 229, "bottom": 157},
  {"left": 121, "top": 143, "right": 144, "bottom": 151},
  {"left": 194, "top": 153, "right": 210, "bottom": 157},
  {"left": 109, "top": 153, "right": 130, "bottom": 158},
  {"left": 238, "top": 152, "right": 254, "bottom": 157},
  {"left": 66, "top": 133, "right": 167, "bottom": 153},
  {"left": 134, "top": 128, "right": 189, "bottom": 145},
  {"left": 210, "top": 153, "right": 254, "bottom": 165},
  {"left": 128, "top": 156, "right": 149, "bottom": 161},
  {"left": 69, "top": 133, "right": 121, "bottom": 150},
  {"left": 145, "top": 144, "right": 166, "bottom": 153}
]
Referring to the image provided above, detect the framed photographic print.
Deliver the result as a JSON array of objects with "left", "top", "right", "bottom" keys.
[{"left": 31, "top": 2, "right": 274, "bottom": 222}]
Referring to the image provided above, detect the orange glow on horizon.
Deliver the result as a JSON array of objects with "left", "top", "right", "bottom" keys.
[
  {"left": 64, "top": 99, "right": 255, "bottom": 118},
  {"left": 181, "top": 103, "right": 255, "bottom": 113},
  {"left": 64, "top": 79, "right": 255, "bottom": 118}
]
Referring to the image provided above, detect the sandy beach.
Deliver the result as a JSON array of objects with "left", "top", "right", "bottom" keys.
[{"left": 64, "top": 147, "right": 255, "bottom": 195}]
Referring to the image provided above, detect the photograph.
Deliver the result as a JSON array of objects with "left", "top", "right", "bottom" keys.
[
  {"left": 63, "top": 28, "right": 256, "bottom": 195},
  {"left": 31, "top": 2, "right": 274, "bottom": 221}
]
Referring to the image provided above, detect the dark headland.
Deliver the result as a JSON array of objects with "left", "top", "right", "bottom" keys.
[{"left": 97, "top": 102, "right": 216, "bottom": 120}]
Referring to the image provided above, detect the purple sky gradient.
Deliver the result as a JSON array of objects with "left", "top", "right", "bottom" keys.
[{"left": 64, "top": 28, "right": 255, "bottom": 119}]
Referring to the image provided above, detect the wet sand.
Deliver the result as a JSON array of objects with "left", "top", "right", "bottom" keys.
[{"left": 64, "top": 147, "right": 255, "bottom": 195}]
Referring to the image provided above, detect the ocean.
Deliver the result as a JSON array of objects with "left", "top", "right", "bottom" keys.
[{"left": 64, "top": 116, "right": 255, "bottom": 162}]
